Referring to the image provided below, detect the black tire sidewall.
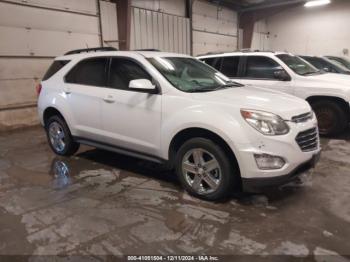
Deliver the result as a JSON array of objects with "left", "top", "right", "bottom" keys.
[
  {"left": 312, "top": 100, "right": 347, "bottom": 136},
  {"left": 45, "top": 115, "right": 79, "bottom": 156},
  {"left": 175, "top": 137, "right": 238, "bottom": 201}
]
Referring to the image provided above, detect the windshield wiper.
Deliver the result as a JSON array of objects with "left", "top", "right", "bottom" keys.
[
  {"left": 187, "top": 87, "right": 217, "bottom": 93},
  {"left": 187, "top": 82, "right": 242, "bottom": 93},
  {"left": 212, "top": 82, "right": 243, "bottom": 90}
]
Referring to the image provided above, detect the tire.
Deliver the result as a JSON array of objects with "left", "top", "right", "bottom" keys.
[
  {"left": 175, "top": 137, "right": 239, "bottom": 201},
  {"left": 311, "top": 100, "right": 347, "bottom": 136},
  {"left": 45, "top": 115, "right": 80, "bottom": 156}
]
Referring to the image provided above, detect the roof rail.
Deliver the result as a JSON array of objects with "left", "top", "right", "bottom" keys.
[
  {"left": 134, "top": 49, "right": 161, "bottom": 52},
  {"left": 64, "top": 47, "right": 117, "bottom": 55}
]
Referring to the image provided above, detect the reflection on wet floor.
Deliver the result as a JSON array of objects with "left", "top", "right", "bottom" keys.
[{"left": 0, "top": 127, "right": 350, "bottom": 260}]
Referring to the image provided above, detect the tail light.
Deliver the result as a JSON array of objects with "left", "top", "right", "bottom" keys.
[{"left": 35, "top": 83, "right": 42, "bottom": 96}]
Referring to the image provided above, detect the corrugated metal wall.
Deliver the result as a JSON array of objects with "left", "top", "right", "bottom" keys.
[
  {"left": 192, "top": 0, "right": 238, "bottom": 56},
  {"left": 130, "top": 7, "right": 190, "bottom": 54},
  {"left": 0, "top": 0, "right": 118, "bottom": 130}
]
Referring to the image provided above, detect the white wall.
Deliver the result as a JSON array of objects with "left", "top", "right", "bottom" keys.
[
  {"left": 192, "top": 0, "right": 238, "bottom": 56},
  {"left": 251, "top": 19, "right": 270, "bottom": 51},
  {"left": 266, "top": 0, "right": 350, "bottom": 56}
]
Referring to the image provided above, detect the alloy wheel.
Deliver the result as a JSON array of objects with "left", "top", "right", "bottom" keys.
[
  {"left": 182, "top": 148, "right": 221, "bottom": 195},
  {"left": 48, "top": 122, "right": 66, "bottom": 152}
]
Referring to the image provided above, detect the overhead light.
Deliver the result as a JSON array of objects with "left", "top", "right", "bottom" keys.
[{"left": 304, "top": 0, "right": 331, "bottom": 7}]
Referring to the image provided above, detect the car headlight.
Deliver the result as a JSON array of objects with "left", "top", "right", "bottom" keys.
[{"left": 241, "top": 109, "right": 289, "bottom": 135}]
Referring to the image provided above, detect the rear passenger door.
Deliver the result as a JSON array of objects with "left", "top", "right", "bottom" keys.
[
  {"left": 64, "top": 57, "right": 108, "bottom": 140},
  {"left": 100, "top": 57, "right": 161, "bottom": 156},
  {"left": 238, "top": 56, "right": 294, "bottom": 94}
]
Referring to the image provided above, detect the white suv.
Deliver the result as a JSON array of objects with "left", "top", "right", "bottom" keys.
[
  {"left": 198, "top": 51, "right": 350, "bottom": 136},
  {"left": 37, "top": 48, "right": 321, "bottom": 200}
]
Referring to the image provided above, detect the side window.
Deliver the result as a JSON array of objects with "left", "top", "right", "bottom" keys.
[
  {"left": 220, "top": 56, "right": 240, "bottom": 77},
  {"left": 244, "top": 56, "right": 283, "bottom": 79},
  {"left": 109, "top": 58, "right": 151, "bottom": 90},
  {"left": 65, "top": 58, "right": 108, "bottom": 86},
  {"left": 202, "top": 58, "right": 217, "bottom": 67},
  {"left": 43, "top": 60, "right": 70, "bottom": 81}
]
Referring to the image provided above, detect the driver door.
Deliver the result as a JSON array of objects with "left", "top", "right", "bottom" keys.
[{"left": 100, "top": 57, "right": 161, "bottom": 156}]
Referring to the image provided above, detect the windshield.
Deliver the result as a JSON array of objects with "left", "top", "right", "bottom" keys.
[
  {"left": 276, "top": 54, "right": 322, "bottom": 76},
  {"left": 148, "top": 57, "right": 242, "bottom": 92},
  {"left": 327, "top": 56, "right": 350, "bottom": 70}
]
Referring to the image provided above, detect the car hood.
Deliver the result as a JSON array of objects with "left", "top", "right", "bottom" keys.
[
  {"left": 306, "top": 73, "right": 350, "bottom": 86},
  {"left": 191, "top": 86, "right": 311, "bottom": 120}
]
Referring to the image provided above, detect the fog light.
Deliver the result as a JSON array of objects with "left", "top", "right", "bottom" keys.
[{"left": 254, "top": 154, "right": 285, "bottom": 170}]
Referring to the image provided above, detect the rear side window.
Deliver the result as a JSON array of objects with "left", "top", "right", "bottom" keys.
[
  {"left": 65, "top": 58, "right": 108, "bottom": 86},
  {"left": 244, "top": 56, "right": 282, "bottom": 79},
  {"left": 220, "top": 56, "right": 240, "bottom": 77},
  {"left": 43, "top": 60, "right": 70, "bottom": 81}
]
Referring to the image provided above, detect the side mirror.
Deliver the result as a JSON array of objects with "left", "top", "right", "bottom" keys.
[
  {"left": 129, "top": 79, "right": 157, "bottom": 92},
  {"left": 274, "top": 70, "right": 290, "bottom": 81}
]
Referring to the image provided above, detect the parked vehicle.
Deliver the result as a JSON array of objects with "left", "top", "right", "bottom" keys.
[
  {"left": 325, "top": 56, "right": 350, "bottom": 70},
  {"left": 300, "top": 55, "right": 350, "bottom": 75},
  {"left": 198, "top": 51, "right": 350, "bottom": 136},
  {"left": 38, "top": 48, "right": 320, "bottom": 200}
]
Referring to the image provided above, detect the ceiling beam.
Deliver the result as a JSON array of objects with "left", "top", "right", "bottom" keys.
[{"left": 240, "top": 0, "right": 306, "bottom": 12}]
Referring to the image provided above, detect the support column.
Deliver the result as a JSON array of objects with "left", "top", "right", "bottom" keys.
[
  {"left": 239, "top": 3, "right": 302, "bottom": 49},
  {"left": 116, "top": 0, "right": 131, "bottom": 50}
]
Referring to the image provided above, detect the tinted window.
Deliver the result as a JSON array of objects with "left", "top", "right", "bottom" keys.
[
  {"left": 43, "top": 60, "right": 70, "bottom": 81},
  {"left": 220, "top": 56, "right": 240, "bottom": 77},
  {"left": 109, "top": 58, "right": 151, "bottom": 90},
  {"left": 244, "top": 56, "right": 282, "bottom": 79},
  {"left": 65, "top": 58, "right": 108, "bottom": 86},
  {"left": 202, "top": 58, "right": 216, "bottom": 67}
]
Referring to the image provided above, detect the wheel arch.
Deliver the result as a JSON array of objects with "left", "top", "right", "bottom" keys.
[
  {"left": 306, "top": 95, "right": 350, "bottom": 121},
  {"left": 43, "top": 107, "right": 66, "bottom": 127},
  {"left": 168, "top": 127, "right": 241, "bottom": 175}
]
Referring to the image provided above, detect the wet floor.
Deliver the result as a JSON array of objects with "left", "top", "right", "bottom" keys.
[{"left": 0, "top": 127, "right": 350, "bottom": 261}]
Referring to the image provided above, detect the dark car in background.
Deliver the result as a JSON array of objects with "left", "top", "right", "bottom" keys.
[
  {"left": 300, "top": 55, "right": 350, "bottom": 75},
  {"left": 326, "top": 56, "right": 350, "bottom": 70}
]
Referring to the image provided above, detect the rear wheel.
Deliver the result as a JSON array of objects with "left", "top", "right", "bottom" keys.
[
  {"left": 45, "top": 115, "right": 80, "bottom": 156},
  {"left": 311, "top": 100, "right": 347, "bottom": 136},
  {"left": 175, "top": 137, "right": 239, "bottom": 201}
]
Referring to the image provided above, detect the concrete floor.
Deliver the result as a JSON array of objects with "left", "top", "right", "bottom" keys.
[{"left": 0, "top": 127, "right": 350, "bottom": 261}]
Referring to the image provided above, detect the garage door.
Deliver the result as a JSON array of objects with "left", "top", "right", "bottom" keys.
[
  {"left": 130, "top": 7, "right": 191, "bottom": 54},
  {"left": 192, "top": 0, "right": 238, "bottom": 56},
  {"left": 0, "top": 0, "right": 112, "bottom": 129}
]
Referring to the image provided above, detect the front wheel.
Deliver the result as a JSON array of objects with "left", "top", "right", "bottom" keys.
[
  {"left": 311, "top": 100, "right": 348, "bottom": 136},
  {"left": 175, "top": 138, "right": 239, "bottom": 201}
]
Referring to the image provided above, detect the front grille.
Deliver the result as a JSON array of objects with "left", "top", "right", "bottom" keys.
[
  {"left": 296, "top": 127, "right": 319, "bottom": 152},
  {"left": 291, "top": 112, "right": 313, "bottom": 123}
]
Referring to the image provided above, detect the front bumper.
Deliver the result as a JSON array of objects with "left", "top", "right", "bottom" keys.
[{"left": 242, "top": 151, "right": 320, "bottom": 192}]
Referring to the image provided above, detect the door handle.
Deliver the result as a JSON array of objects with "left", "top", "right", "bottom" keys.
[{"left": 103, "top": 95, "right": 115, "bottom": 103}]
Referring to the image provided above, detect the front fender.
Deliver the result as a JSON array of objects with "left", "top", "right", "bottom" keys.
[{"left": 160, "top": 105, "right": 248, "bottom": 167}]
